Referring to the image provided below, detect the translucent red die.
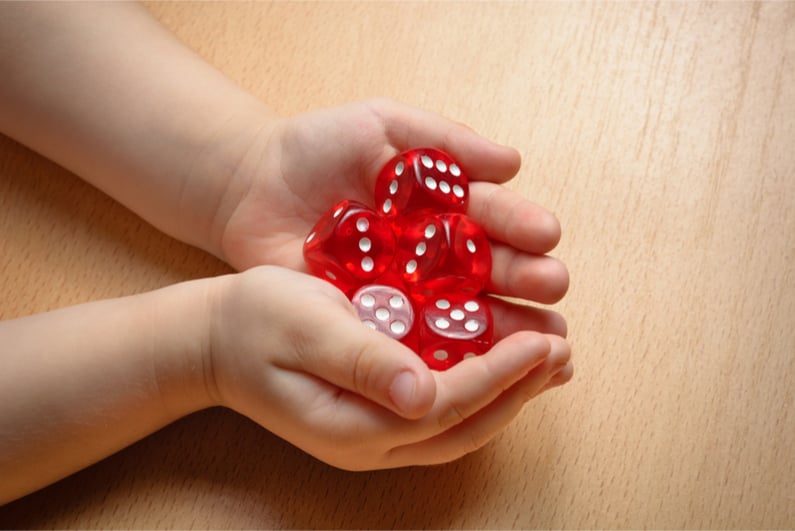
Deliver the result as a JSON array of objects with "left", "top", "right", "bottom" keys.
[
  {"left": 350, "top": 284, "right": 418, "bottom": 351},
  {"left": 419, "top": 295, "right": 494, "bottom": 370},
  {"left": 303, "top": 199, "right": 396, "bottom": 295},
  {"left": 374, "top": 148, "right": 468, "bottom": 218},
  {"left": 394, "top": 211, "right": 491, "bottom": 301}
]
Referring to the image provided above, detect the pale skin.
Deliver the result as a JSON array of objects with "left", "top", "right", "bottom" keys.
[{"left": 0, "top": 2, "right": 572, "bottom": 504}]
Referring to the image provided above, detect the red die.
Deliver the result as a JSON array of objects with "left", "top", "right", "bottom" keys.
[
  {"left": 394, "top": 212, "right": 491, "bottom": 301},
  {"left": 375, "top": 148, "right": 468, "bottom": 218},
  {"left": 303, "top": 199, "right": 396, "bottom": 295},
  {"left": 351, "top": 284, "right": 418, "bottom": 351},
  {"left": 419, "top": 295, "right": 494, "bottom": 370}
]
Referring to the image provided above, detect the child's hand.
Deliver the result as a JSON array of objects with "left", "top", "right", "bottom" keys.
[
  {"left": 213, "top": 99, "right": 569, "bottom": 321},
  {"left": 207, "top": 266, "right": 570, "bottom": 470},
  {"left": 207, "top": 99, "right": 573, "bottom": 470},
  {"left": 0, "top": 5, "right": 573, "bottom": 496}
]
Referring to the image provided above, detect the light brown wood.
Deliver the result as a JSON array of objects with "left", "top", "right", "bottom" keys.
[{"left": 2, "top": 1, "right": 793, "bottom": 528}]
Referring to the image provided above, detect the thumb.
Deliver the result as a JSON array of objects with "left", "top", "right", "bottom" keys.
[{"left": 301, "top": 315, "right": 437, "bottom": 419}]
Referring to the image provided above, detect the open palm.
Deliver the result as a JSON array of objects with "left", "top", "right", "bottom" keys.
[{"left": 218, "top": 99, "right": 569, "bottom": 332}]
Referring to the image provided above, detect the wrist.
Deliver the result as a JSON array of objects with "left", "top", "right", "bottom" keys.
[
  {"left": 174, "top": 101, "right": 281, "bottom": 262},
  {"left": 143, "top": 277, "right": 222, "bottom": 415},
  {"left": 187, "top": 107, "right": 278, "bottom": 267}
]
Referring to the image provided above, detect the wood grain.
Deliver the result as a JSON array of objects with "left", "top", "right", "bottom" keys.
[{"left": 1, "top": 2, "right": 793, "bottom": 528}]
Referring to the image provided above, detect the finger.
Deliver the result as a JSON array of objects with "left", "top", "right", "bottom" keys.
[
  {"left": 488, "top": 243, "right": 570, "bottom": 304},
  {"left": 274, "top": 331, "right": 553, "bottom": 460},
  {"left": 404, "top": 331, "right": 550, "bottom": 442},
  {"left": 332, "top": 331, "right": 553, "bottom": 448},
  {"left": 539, "top": 361, "right": 575, "bottom": 395},
  {"left": 386, "top": 335, "right": 570, "bottom": 466},
  {"left": 530, "top": 335, "right": 572, "bottom": 383},
  {"left": 338, "top": 323, "right": 437, "bottom": 419},
  {"left": 253, "top": 365, "right": 394, "bottom": 456},
  {"left": 296, "top": 310, "right": 437, "bottom": 420},
  {"left": 469, "top": 181, "right": 562, "bottom": 254},
  {"left": 525, "top": 336, "right": 572, "bottom": 399},
  {"left": 487, "top": 296, "right": 568, "bottom": 338},
  {"left": 366, "top": 98, "right": 521, "bottom": 183}
]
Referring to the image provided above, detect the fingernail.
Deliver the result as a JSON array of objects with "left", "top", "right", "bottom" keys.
[{"left": 389, "top": 370, "right": 418, "bottom": 415}]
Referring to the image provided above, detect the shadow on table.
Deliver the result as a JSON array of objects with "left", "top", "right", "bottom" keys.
[{"left": 0, "top": 405, "right": 558, "bottom": 529}]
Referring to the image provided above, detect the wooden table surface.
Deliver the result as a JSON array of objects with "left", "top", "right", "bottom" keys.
[{"left": 1, "top": 2, "right": 794, "bottom": 528}]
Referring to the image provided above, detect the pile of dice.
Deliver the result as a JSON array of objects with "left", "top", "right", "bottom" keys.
[{"left": 303, "top": 148, "right": 493, "bottom": 370}]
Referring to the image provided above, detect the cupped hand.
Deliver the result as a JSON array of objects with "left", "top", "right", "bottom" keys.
[
  {"left": 206, "top": 266, "right": 571, "bottom": 470},
  {"left": 214, "top": 99, "right": 569, "bottom": 316}
]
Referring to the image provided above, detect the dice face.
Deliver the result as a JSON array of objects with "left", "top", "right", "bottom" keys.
[
  {"left": 419, "top": 295, "right": 493, "bottom": 370},
  {"left": 393, "top": 213, "right": 447, "bottom": 285},
  {"left": 303, "top": 200, "right": 396, "bottom": 294},
  {"left": 351, "top": 284, "right": 415, "bottom": 343},
  {"left": 374, "top": 148, "right": 468, "bottom": 218},
  {"left": 394, "top": 212, "right": 491, "bottom": 300}
]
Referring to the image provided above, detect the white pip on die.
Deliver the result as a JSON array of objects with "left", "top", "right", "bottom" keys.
[
  {"left": 418, "top": 294, "right": 493, "bottom": 370},
  {"left": 374, "top": 147, "right": 468, "bottom": 218},
  {"left": 351, "top": 284, "right": 416, "bottom": 346}
]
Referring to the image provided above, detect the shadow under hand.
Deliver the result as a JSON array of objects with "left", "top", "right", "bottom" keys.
[{"left": 0, "top": 405, "right": 557, "bottom": 529}]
